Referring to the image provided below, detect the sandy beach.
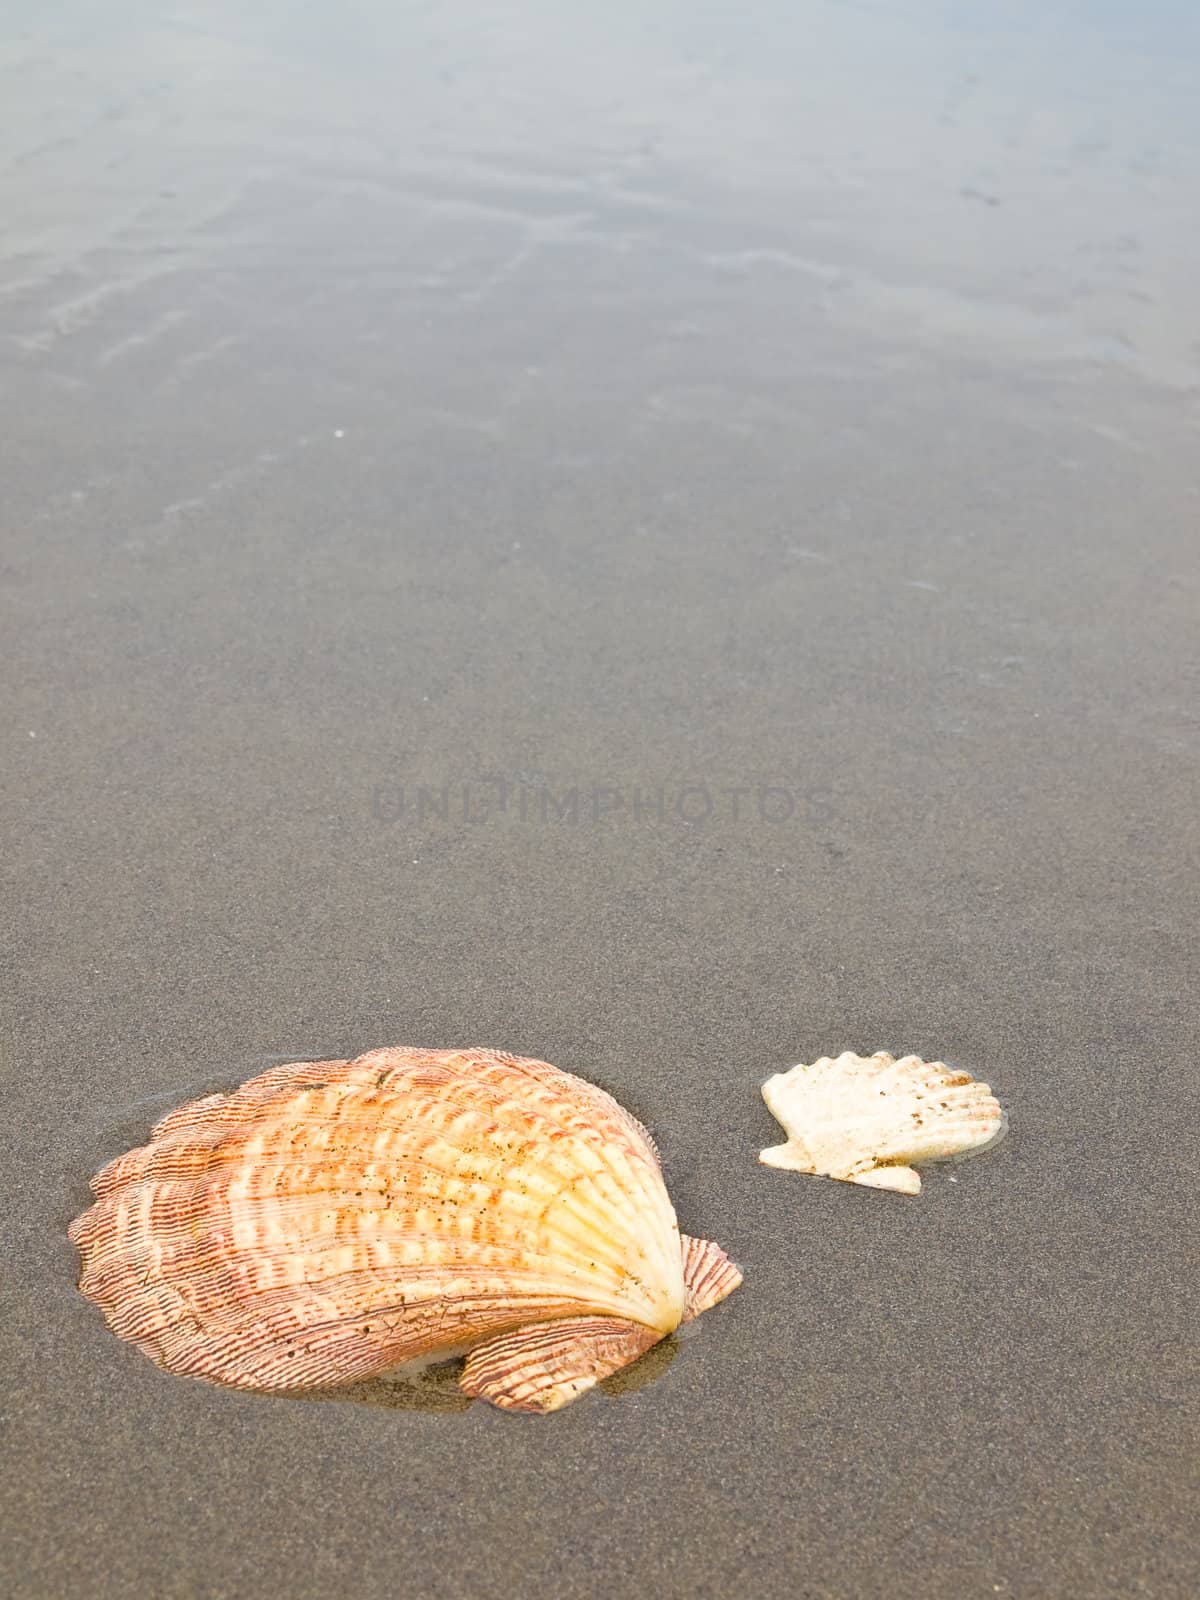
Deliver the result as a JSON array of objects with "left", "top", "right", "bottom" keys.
[{"left": 2, "top": 3, "right": 1197, "bottom": 1595}]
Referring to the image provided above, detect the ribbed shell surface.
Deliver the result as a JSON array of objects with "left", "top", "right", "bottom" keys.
[{"left": 70, "top": 1047, "right": 687, "bottom": 1391}]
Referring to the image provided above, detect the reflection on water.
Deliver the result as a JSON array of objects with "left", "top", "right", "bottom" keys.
[{"left": 2, "top": 0, "right": 1199, "bottom": 423}]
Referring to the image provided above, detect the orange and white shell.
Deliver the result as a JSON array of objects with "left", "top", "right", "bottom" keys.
[
  {"left": 70, "top": 1047, "right": 741, "bottom": 1412},
  {"left": 760, "top": 1050, "right": 1005, "bottom": 1195}
]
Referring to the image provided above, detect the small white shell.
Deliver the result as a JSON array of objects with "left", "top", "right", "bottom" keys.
[{"left": 760, "top": 1050, "right": 1005, "bottom": 1195}]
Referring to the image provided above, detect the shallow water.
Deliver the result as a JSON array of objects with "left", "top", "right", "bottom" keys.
[{"left": 2, "top": 2, "right": 1198, "bottom": 1596}]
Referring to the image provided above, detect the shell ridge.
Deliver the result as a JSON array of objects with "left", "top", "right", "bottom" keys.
[
  {"left": 80, "top": 1137, "right": 665, "bottom": 1315},
  {"left": 680, "top": 1234, "right": 743, "bottom": 1320},
  {"left": 356, "top": 1052, "right": 684, "bottom": 1316},
  {"left": 459, "top": 1315, "right": 659, "bottom": 1413},
  {"left": 203, "top": 1088, "right": 670, "bottom": 1295},
  {"left": 153, "top": 1293, "right": 638, "bottom": 1393},
  {"left": 462, "top": 1052, "right": 675, "bottom": 1229},
  {"left": 108, "top": 1054, "right": 673, "bottom": 1286}
]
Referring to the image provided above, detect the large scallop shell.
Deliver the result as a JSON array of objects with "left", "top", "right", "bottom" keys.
[
  {"left": 760, "top": 1050, "right": 1005, "bottom": 1195},
  {"left": 70, "top": 1047, "right": 741, "bottom": 1412}
]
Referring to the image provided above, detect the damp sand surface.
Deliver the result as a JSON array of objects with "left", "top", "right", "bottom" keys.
[{"left": 2, "top": 3, "right": 1198, "bottom": 1597}]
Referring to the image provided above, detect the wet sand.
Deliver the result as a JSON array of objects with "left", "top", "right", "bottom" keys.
[{"left": 2, "top": 2, "right": 1198, "bottom": 1596}]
